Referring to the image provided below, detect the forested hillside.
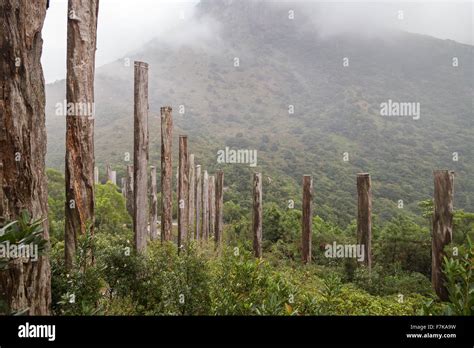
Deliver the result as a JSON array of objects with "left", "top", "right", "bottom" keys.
[{"left": 45, "top": 0, "right": 473, "bottom": 226}]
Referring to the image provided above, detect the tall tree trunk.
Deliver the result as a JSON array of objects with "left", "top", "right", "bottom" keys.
[
  {"left": 64, "top": 0, "right": 99, "bottom": 269},
  {"left": 0, "top": 0, "right": 51, "bottom": 314},
  {"left": 252, "top": 173, "right": 263, "bottom": 258},
  {"left": 133, "top": 61, "right": 149, "bottom": 253},
  {"left": 195, "top": 165, "right": 202, "bottom": 241},
  {"left": 125, "top": 164, "right": 134, "bottom": 218},
  {"left": 208, "top": 175, "right": 216, "bottom": 239},
  {"left": 201, "top": 170, "right": 209, "bottom": 240},
  {"left": 178, "top": 136, "right": 189, "bottom": 249},
  {"left": 215, "top": 170, "right": 224, "bottom": 250},
  {"left": 357, "top": 173, "right": 372, "bottom": 270},
  {"left": 94, "top": 166, "right": 99, "bottom": 184},
  {"left": 149, "top": 166, "right": 158, "bottom": 240},
  {"left": 302, "top": 175, "right": 312, "bottom": 264},
  {"left": 160, "top": 106, "right": 173, "bottom": 242},
  {"left": 188, "top": 154, "right": 195, "bottom": 239},
  {"left": 432, "top": 170, "right": 454, "bottom": 301}
]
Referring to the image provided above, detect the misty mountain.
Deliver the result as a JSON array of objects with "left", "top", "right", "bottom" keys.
[{"left": 45, "top": 0, "right": 473, "bottom": 225}]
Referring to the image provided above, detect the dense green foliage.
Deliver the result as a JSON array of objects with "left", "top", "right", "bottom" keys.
[{"left": 45, "top": 169, "right": 473, "bottom": 316}]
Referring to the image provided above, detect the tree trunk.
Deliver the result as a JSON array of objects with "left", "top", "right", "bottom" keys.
[
  {"left": 195, "top": 165, "right": 202, "bottom": 241},
  {"left": 133, "top": 61, "right": 149, "bottom": 253},
  {"left": 178, "top": 136, "right": 189, "bottom": 249},
  {"left": 106, "top": 163, "right": 112, "bottom": 183},
  {"left": 302, "top": 175, "right": 312, "bottom": 264},
  {"left": 252, "top": 173, "right": 263, "bottom": 258},
  {"left": 432, "top": 170, "right": 454, "bottom": 301},
  {"left": 357, "top": 173, "right": 372, "bottom": 270},
  {"left": 201, "top": 170, "right": 209, "bottom": 240},
  {"left": 0, "top": 0, "right": 51, "bottom": 314},
  {"left": 160, "top": 106, "right": 173, "bottom": 242},
  {"left": 126, "top": 165, "right": 134, "bottom": 218},
  {"left": 149, "top": 166, "right": 158, "bottom": 240},
  {"left": 208, "top": 175, "right": 216, "bottom": 240},
  {"left": 215, "top": 170, "right": 224, "bottom": 250},
  {"left": 64, "top": 0, "right": 99, "bottom": 269},
  {"left": 188, "top": 154, "right": 195, "bottom": 239},
  {"left": 121, "top": 177, "right": 126, "bottom": 196}
]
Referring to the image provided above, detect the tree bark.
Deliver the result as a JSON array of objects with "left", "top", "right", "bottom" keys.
[
  {"left": 201, "top": 170, "right": 209, "bottom": 240},
  {"left": 64, "top": 0, "right": 99, "bottom": 269},
  {"left": 357, "top": 173, "right": 372, "bottom": 270},
  {"left": 432, "top": 170, "right": 454, "bottom": 301},
  {"left": 178, "top": 135, "right": 189, "bottom": 249},
  {"left": 302, "top": 175, "right": 312, "bottom": 264},
  {"left": 110, "top": 171, "right": 116, "bottom": 185},
  {"left": 106, "top": 163, "right": 112, "bottom": 183},
  {"left": 0, "top": 0, "right": 51, "bottom": 314},
  {"left": 215, "top": 170, "right": 224, "bottom": 250},
  {"left": 208, "top": 175, "right": 216, "bottom": 239},
  {"left": 252, "top": 173, "right": 263, "bottom": 258},
  {"left": 149, "top": 166, "right": 158, "bottom": 240},
  {"left": 160, "top": 106, "right": 173, "bottom": 242},
  {"left": 125, "top": 165, "right": 134, "bottom": 218},
  {"left": 195, "top": 165, "right": 202, "bottom": 241},
  {"left": 188, "top": 154, "right": 195, "bottom": 239},
  {"left": 133, "top": 61, "right": 149, "bottom": 253}
]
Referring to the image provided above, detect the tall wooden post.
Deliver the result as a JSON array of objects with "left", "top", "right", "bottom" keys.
[
  {"left": 432, "top": 170, "right": 454, "bottom": 301},
  {"left": 188, "top": 154, "right": 195, "bottom": 239},
  {"left": 195, "top": 165, "right": 202, "bottom": 241},
  {"left": 252, "top": 173, "right": 263, "bottom": 258},
  {"left": 106, "top": 163, "right": 112, "bottom": 183},
  {"left": 215, "top": 170, "right": 224, "bottom": 249},
  {"left": 202, "top": 170, "right": 209, "bottom": 240},
  {"left": 94, "top": 166, "right": 99, "bottom": 184},
  {"left": 209, "top": 175, "right": 216, "bottom": 239},
  {"left": 133, "top": 61, "right": 149, "bottom": 253},
  {"left": 65, "top": 0, "right": 99, "bottom": 269},
  {"left": 302, "top": 175, "right": 312, "bottom": 264},
  {"left": 160, "top": 107, "right": 173, "bottom": 242},
  {"left": 110, "top": 171, "right": 117, "bottom": 185},
  {"left": 0, "top": 0, "right": 51, "bottom": 314},
  {"left": 126, "top": 165, "right": 134, "bottom": 217},
  {"left": 357, "top": 173, "right": 372, "bottom": 270},
  {"left": 178, "top": 136, "right": 189, "bottom": 249},
  {"left": 150, "top": 166, "right": 158, "bottom": 240},
  {"left": 121, "top": 177, "right": 126, "bottom": 196}
]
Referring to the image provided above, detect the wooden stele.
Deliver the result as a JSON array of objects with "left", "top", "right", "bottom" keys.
[{"left": 432, "top": 170, "right": 454, "bottom": 301}]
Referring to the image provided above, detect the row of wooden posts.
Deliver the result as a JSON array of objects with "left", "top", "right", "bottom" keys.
[{"left": 92, "top": 62, "right": 225, "bottom": 253}]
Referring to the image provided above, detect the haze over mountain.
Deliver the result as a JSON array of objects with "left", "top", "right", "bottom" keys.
[{"left": 45, "top": 0, "right": 473, "bottom": 225}]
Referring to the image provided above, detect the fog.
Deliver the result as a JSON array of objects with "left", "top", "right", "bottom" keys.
[{"left": 42, "top": 0, "right": 472, "bottom": 83}]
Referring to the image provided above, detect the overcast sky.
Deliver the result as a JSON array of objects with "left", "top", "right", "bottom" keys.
[{"left": 42, "top": 0, "right": 473, "bottom": 83}]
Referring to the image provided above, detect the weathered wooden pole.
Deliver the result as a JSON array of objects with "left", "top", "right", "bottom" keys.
[
  {"left": 195, "top": 165, "right": 202, "bottom": 241},
  {"left": 94, "top": 166, "right": 99, "bottom": 184},
  {"left": 208, "top": 175, "right": 216, "bottom": 239},
  {"left": 150, "top": 166, "right": 158, "bottom": 240},
  {"left": 65, "top": 0, "right": 99, "bottom": 269},
  {"left": 188, "top": 154, "right": 196, "bottom": 239},
  {"left": 133, "top": 61, "right": 149, "bottom": 253},
  {"left": 106, "top": 163, "right": 112, "bottom": 183},
  {"left": 178, "top": 135, "right": 189, "bottom": 249},
  {"left": 357, "top": 173, "right": 372, "bottom": 270},
  {"left": 121, "top": 177, "right": 126, "bottom": 196},
  {"left": 432, "top": 170, "right": 454, "bottom": 301},
  {"left": 202, "top": 170, "right": 209, "bottom": 240},
  {"left": 0, "top": 0, "right": 51, "bottom": 314},
  {"left": 126, "top": 165, "right": 134, "bottom": 217},
  {"left": 252, "top": 173, "right": 263, "bottom": 258},
  {"left": 215, "top": 170, "right": 224, "bottom": 249},
  {"left": 302, "top": 175, "right": 313, "bottom": 264},
  {"left": 110, "top": 170, "right": 117, "bottom": 185},
  {"left": 160, "top": 106, "right": 173, "bottom": 242}
]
